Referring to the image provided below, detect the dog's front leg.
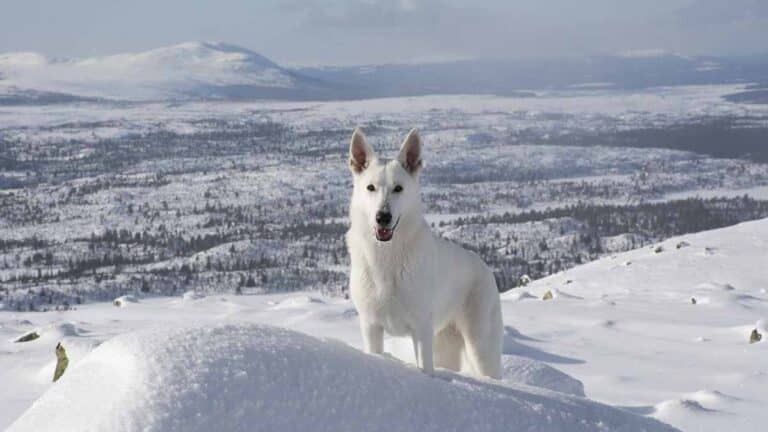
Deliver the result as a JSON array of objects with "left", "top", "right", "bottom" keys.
[
  {"left": 360, "top": 321, "right": 384, "bottom": 354},
  {"left": 412, "top": 329, "right": 434, "bottom": 375}
]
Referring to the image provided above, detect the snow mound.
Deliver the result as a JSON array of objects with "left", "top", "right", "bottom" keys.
[
  {"left": 501, "top": 354, "right": 586, "bottom": 396},
  {"left": 756, "top": 319, "right": 768, "bottom": 333},
  {"left": 502, "top": 289, "right": 537, "bottom": 301},
  {"left": 47, "top": 322, "right": 84, "bottom": 338},
  {"left": 181, "top": 290, "right": 205, "bottom": 302},
  {"left": 652, "top": 398, "right": 720, "bottom": 428},
  {"left": 684, "top": 390, "right": 740, "bottom": 406},
  {"left": 691, "top": 290, "right": 764, "bottom": 309},
  {"left": 695, "top": 282, "right": 736, "bottom": 292},
  {"left": 269, "top": 295, "right": 324, "bottom": 309},
  {"left": 8, "top": 324, "right": 677, "bottom": 432},
  {"left": 654, "top": 398, "right": 717, "bottom": 415}
]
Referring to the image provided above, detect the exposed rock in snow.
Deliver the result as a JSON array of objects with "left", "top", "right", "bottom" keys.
[
  {"left": 52, "top": 343, "right": 69, "bottom": 382},
  {"left": 13, "top": 331, "right": 39, "bottom": 343},
  {"left": 113, "top": 295, "right": 138, "bottom": 307}
]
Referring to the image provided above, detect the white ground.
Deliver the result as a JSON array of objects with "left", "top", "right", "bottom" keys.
[
  {"left": 6, "top": 324, "right": 675, "bottom": 432},
  {"left": 2, "top": 218, "right": 767, "bottom": 431}
]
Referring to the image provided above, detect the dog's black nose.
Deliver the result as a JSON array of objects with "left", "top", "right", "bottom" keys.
[{"left": 376, "top": 211, "right": 392, "bottom": 226}]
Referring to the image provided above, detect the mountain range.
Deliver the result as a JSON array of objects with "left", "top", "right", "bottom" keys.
[{"left": 1, "top": 42, "right": 767, "bottom": 104}]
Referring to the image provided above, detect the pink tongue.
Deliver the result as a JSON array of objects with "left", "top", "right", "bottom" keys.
[{"left": 377, "top": 228, "right": 392, "bottom": 238}]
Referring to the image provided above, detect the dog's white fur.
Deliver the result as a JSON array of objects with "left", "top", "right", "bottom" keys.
[{"left": 346, "top": 128, "right": 503, "bottom": 379}]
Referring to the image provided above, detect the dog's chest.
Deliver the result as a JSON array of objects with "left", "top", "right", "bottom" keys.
[
  {"left": 361, "top": 283, "right": 413, "bottom": 336},
  {"left": 355, "top": 259, "right": 426, "bottom": 336}
]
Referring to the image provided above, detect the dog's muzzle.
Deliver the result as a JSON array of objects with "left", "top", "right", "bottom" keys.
[{"left": 374, "top": 215, "right": 399, "bottom": 242}]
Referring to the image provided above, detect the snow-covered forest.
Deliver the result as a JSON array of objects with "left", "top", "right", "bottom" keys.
[{"left": 3, "top": 87, "right": 768, "bottom": 310}]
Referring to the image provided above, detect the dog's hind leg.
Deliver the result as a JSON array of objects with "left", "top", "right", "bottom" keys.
[{"left": 433, "top": 323, "right": 464, "bottom": 372}]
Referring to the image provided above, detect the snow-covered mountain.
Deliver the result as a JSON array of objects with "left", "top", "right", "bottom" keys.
[
  {"left": 3, "top": 42, "right": 768, "bottom": 103},
  {"left": 0, "top": 42, "right": 327, "bottom": 102}
]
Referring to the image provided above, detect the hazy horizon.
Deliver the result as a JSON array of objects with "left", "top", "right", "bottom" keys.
[{"left": 2, "top": 0, "right": 768, "bottom": 66}]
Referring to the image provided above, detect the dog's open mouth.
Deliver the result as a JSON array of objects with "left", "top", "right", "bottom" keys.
[
  {"left": 375, "top": 227, "right": 394, "bottom": 242},
  {"left": 374, "top": 218, "right": 399, "bottom": 242}
]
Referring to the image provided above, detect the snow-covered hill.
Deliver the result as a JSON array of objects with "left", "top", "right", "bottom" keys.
[
  {"left": 503, "top": 218, "right": 768, "bottom": 431},
  {"left": 0, "top": 42, "right": 321, "bottom": 101},
  {"left": 1, "top": 219, "right": 767, "bottom": 430},
  {"left": 7, "top": 324, "right": 675, "bottom": 432}
]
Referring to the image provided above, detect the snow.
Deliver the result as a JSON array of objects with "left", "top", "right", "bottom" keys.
[
  {"left": 2, "top": 218, "right": 768, "bottom": 430},
  {"left": 501, "top": 218, "right": 768, "bottom": 431},
  {"left": 0, "top": 52, "right": 48, "bottom": 68},
  {"left": 501, "top": 354, "right": 586, "bottom": 397},
  {"left": 181, "top": 290, "right": 206, "bottom": 302},
  {"left": 7, "top": 323, "right": 674, "bottom": 432},
  {"left": 0, "top": 42, "right": 295, "bottom": 101}
]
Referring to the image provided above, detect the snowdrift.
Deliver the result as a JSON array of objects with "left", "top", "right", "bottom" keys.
[{"left": 8, "top": 324, "right": 676, "bottom": 432}]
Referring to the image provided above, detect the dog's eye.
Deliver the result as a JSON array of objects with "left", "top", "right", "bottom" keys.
[
  {"left": 393, "top": 185, "right": 403, "bottom": 193},
  {"left": 366, "top": 184, "right": 375, "bottom": 192}
]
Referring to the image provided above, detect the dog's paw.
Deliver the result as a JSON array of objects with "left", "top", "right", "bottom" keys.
[{"left": 420, "top": 367, "right": 437, "bottom": 378}]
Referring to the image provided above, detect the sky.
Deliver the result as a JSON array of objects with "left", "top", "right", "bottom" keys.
[{"left": 1, "top": 0, "right": 767, "bottom": 66}]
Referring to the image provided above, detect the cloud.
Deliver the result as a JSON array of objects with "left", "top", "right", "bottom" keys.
[
  {"left": 676, "top": 0, "right": 768, "bottom": 25},
  {"left": 288, "top": 0, "right": 446, "bottom": 31}
]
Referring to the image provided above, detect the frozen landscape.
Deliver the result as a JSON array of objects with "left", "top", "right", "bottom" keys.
[
  {"left": 3, "top": 83, "right": 768, "bottom": 310},
  {"left": 2, "top": 219, "right": 766, "bottom": 431},
  {"left": 2, "top": 41, "right": 768, "bottom": 431}
]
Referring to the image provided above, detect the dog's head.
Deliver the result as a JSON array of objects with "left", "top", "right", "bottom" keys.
[{"left": 348, "top": 127, "right": 423, "bottom": 243}]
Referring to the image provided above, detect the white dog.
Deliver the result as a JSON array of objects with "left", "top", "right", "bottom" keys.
[{"left": 346, "top": 128, "right": 503, "bottom": 379}]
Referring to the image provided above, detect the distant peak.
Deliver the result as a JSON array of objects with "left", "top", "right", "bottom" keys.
[
  {"left": 0, "top": 52, "right": 48, "bottom": 67},
  {"left": 135, "top": 41, "right": 279, "bottom": 68},
  {"left": 154, "top": 41, "right": 259, "bottom": 56}
]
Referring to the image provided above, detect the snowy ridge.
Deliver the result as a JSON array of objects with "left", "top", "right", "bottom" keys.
[
  {"left": 0, "top": 42, "right": 299, "bottom": 101},
  {"left": 7, "top": 324, "right": 675, "bottom": 432}
]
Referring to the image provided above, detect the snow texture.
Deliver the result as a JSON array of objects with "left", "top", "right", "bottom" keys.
[
  {"left": 8, "top": 323, "right": 674, "bottom": 432},
  {"left": 3, "top": 219, "right": 768, "bottom": 431}
]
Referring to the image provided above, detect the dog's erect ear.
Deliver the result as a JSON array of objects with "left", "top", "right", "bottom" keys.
[
  {"left": 397, "top": 128, "right": 422, "bottom": 175},
  {"left": 349, "top": 128, "right": 375, "bottom": 174}
]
